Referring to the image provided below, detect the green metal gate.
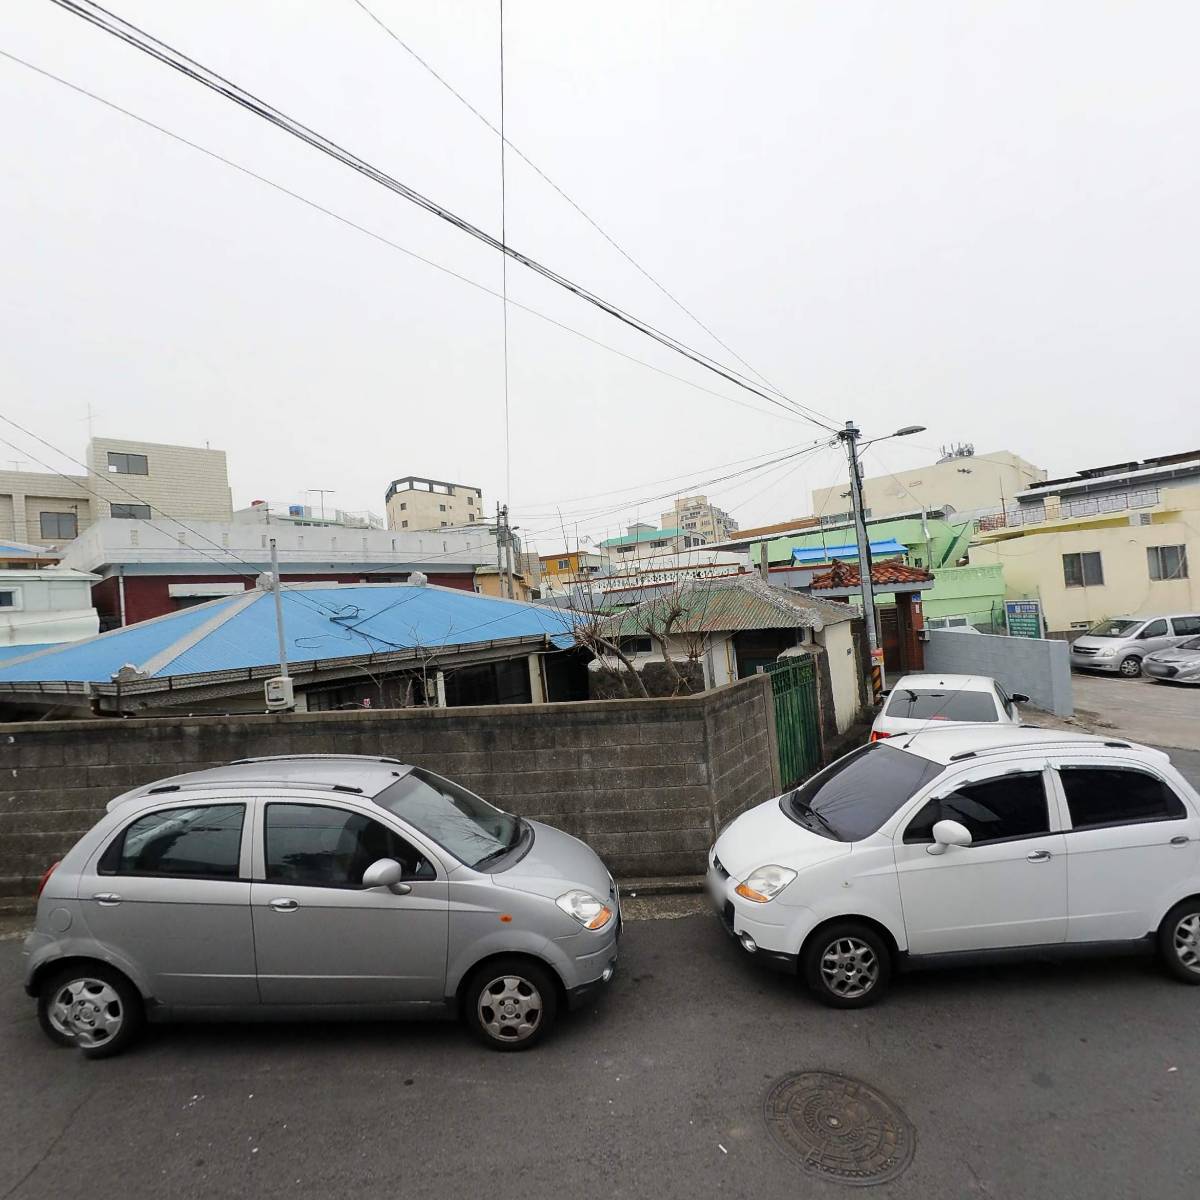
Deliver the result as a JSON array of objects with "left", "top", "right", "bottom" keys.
[{"left": 762, "top": 656, "right": 821, "bottom": 788}]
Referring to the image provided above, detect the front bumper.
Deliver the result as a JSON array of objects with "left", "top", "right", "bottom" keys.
[
  {"left": 1071, "top": 654, "right": 1120, "bottom": 672},
  {"left": 706, "top": 857, "right": 798, "bottom": 974}
]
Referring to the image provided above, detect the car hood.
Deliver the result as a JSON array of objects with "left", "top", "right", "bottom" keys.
[
  {"left": 1146, "top": 649, "right": 1200, "bottom": 663},
  {"left": 491, "top": 819, "right": 614, "bottom": 901},
  {"left": 713, "top": 797, "right": 851, "bottom": 881}
]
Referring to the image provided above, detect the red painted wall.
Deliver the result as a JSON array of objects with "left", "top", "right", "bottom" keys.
[{"left": 93, "top": 572, "right": 475, "bottom": 627}]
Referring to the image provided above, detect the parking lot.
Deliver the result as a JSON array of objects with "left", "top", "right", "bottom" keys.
[
  {"left": 4, "top": 737, "right": 1200, "bottom": 1200},
  {"left": 1066, "top": 671, "right": 1200, "bottom": 752}
]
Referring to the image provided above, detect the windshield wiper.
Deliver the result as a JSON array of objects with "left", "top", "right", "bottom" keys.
[
  {"left": 792, "top": 798, "right": 838, "bottom": 839},
  {"left": 472, "top": 820, "right": 526, "bottom": 870}
]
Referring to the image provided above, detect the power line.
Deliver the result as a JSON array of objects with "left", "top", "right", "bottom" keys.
[
  {"left": 0, "top": 48, "right": 805, "bottom": 429},
  {"left": 44, "top": 0, "right": 838, "bottom": 432},
  {"left": 346, "top": 0, "right": 795, "bottom": 406}
]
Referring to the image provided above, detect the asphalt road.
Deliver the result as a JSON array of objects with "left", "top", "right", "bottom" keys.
[{"left": 3, "top": 742, "right": 1199, "bottom": 1200}]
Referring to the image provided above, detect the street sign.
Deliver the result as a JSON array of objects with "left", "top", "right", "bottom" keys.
[{"left": 1004, "top": 600, "right": 1043, "bottom": 639}]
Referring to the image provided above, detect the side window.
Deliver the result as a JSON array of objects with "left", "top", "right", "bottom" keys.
[
  {"left": 1171, "top": 616, "right": 1200, "bottom": 636},
  {"left": 1139, "top": 619, "right": 1168, "bottom": 639},
  {"left": 100, "top": 804, "right": 245, "bottom": 878},
  {"left": 1059, "top": 767, "right": 1186, "bottom": 830},
  {"left": 264, "top": 804, "right": 434, "bottom": 887},
  {"left": 903, "top": 774, "right": 1049, "bottom": 845}
]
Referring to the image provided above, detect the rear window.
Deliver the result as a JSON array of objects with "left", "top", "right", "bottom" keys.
[
  {"left": 885, "top": 688, "right": 998, "bottom": 723},
  {"left": 782, "top": 743, "right": 942, "bottom": 842}
]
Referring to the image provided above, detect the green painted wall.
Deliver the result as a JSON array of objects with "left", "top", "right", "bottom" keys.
[{"left": 755, "top": 515, "right": 974, "bottom": 571}]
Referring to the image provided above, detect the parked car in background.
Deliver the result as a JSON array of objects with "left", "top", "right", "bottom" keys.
[
  {"left": 23, "top": 756, "right": 620, "bottom": 1058},
  {"left": 707, "top": 728, "right": 1200, "bottom": 1007},
  {"left": 1070, "top": 614, "right": 1200, "bottom": 677},
  {"left": 870, "top": 673, "right": 1026, "bottom": 741},
  {"left": 1144, "top": 636, "right": 1200, "bottom": 685}
]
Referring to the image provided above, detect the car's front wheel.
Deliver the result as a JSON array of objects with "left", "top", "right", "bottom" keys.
[
  {"left": 802, "top": 922, "right": 892, "bottom": 1008},
  {"left": 1119, "top": 656, "right": 1143, "bottom": 677},
  {"left": 1159, "top": 900, "right": 1200, "bottom": 985},
  {"left": 463, "top": 957, "right": 558, "bottom": 1051},
  {"left": 37, "top": 963, "right": 144, "bottom": 1058}
]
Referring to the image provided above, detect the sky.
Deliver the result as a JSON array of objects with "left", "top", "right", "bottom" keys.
[{"left": 2, "top": 0, "right": 1198, "bottom": 556}]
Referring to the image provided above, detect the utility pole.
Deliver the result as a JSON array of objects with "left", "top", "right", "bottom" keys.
[
  {"left": 495, "top": 503, "right": 515, "bottom": 599},
  {"left": 838, "top": 420, "right": 883, "bottom": 701}
]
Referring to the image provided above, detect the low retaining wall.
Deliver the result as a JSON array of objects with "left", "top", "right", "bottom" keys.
[
  {"left": 924, "top": 629, "right": 1074, "bottom": 716},
  {"left": 0, "top": 675, "right": 780, "bottom": 896}
]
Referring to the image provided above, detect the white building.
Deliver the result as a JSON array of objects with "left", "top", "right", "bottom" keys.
[
  {"left": 0, "top": 567, "right": 100, "bottom": 647},
  {"left": 385, "top": 476, "right": 484, "bottom": 531}
]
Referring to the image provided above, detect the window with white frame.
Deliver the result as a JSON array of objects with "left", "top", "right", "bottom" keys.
[
  {"left": 1147, "top": 544, "right": 1188, "bottom": 581},
  {"left": 0, "top": 588, "right": 21, "bottom": 609}
]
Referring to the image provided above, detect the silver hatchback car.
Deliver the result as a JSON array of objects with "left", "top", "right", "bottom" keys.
[{"left": 23, "top": 755, "right": 620, "bottom": 1057}]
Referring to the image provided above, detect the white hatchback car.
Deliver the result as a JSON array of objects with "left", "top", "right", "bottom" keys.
[
  {"left": 870, "top": 673, "right": 1027, "bottom": 741},
  {"left": 708, "top": 728, "right": 1200, "bottom": 1006}
]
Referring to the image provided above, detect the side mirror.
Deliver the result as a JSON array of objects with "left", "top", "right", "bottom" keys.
[
  {"left": 926, "top": 819, "right": 972, "bottom": 856},
  {"left": 362, "top": 858, "right": 411, "bottom": 893},
  {"left": 1011, "top": 693, "right": 1029, "bottom": 704}
]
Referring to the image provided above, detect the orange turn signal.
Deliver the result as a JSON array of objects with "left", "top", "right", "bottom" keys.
[
  {"left": 499, "top": 914, "right": 513, "bottom": 923},
  {"left": 585, "top": 905, "right": 614, "bottom": 930},
  {"left": 870, "top": 731, "right": 891, "bottom": 742},
  {"left": 735, "top": 883, "right": 770, "bottom": 903}
]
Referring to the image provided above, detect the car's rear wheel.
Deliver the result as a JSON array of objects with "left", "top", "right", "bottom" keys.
[
  {"left": 1119, "top": 656, "right": 1142, "bottom": 678},
  {"left": 803, "top": 922, "right": 892, "bottom": 1009},
  {"left": 463, "top": 957, "right": 558, "bottom": 1051},
  {"left": 1159, "top": 901, "right": 1200, "bottom": 985},
  {"left": 37, "top": 963, "right": 144, "bottom": 1058}
]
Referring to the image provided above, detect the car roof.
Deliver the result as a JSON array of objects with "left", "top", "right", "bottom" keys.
[
  {"left": 107, "top": 754, "right": 413, "bottom": 810},
  {"left": 889, "top": 673, "right": 998, "bottom": 693},
  {"left": 885, "top": 724, "right": 1169, "bottom": 766}
]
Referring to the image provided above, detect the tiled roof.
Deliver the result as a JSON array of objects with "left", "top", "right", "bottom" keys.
[
  {"left": 601, "top": 575, "right": 856, "bottom": 636},
  {"left": 809, "top": 558, "right": 934, "bottom": 589}
]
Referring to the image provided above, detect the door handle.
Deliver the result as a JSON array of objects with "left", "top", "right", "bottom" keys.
[
  {"left": 91, "top": 892, "right": 123, "bottom": 906},
  {"left": 1026, "top": 850, "right": 1052, "bottom": 862},
  {"left": 269, "top": 898, "right": 299, "bottom": 912},
  {"left": 1171, "top": 835, "right": 1190, "bottom": 846}
]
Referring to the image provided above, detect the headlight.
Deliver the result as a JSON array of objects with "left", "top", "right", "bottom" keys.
[
  {"left": 555, "top": 889, "right": 614, "bottom": 930},
  {"left": 735, "top": 865, "right": 797, "bottom": 904}
]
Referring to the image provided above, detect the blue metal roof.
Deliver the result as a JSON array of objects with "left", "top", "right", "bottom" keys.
[
  {"left": 790, "top": 539, "right": 908, "bottom": 564},
  {"left": 0, "top": 584, "right": 579, "bottom": 684}
]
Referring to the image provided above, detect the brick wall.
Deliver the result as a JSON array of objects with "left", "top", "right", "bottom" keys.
[{"left": 0, "top": 675, "right": 780, "bottom": 897}]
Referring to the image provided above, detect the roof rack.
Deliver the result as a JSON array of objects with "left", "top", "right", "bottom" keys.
[
  {"left": 147, "top": 783, "right": 181, "bottom": 794},
  {"left": 229, "top": 754, "right": 404, "bottom": 766}
]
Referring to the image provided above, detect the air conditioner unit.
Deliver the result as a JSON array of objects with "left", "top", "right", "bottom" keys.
[{"left": 1129, "top": 513, "right": 1153, "bottom": 526}]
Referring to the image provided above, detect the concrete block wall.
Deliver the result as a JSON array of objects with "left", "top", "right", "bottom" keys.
[
  {"left": 924, "top": 629, "right": 1074, "bottom": 716},
  {"left": 0, "top": 676, "right": 780, "bottom": 896}
]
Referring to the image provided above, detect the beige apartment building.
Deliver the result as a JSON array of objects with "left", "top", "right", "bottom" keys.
[
  {"left": 385, "top": 476, "right": 484, "bottom": 531},
  {"left": 970, "top": 451, "right": 1200, "bottom": 633},
  {"left": 811, "top": 448, "right": 1046, "bottom": 522},
  {"left": 0, "top": 436, "right": 232, "bottom": 546},
  {"left": 660, "top": 494, "right": 739, "bottom": 542}
]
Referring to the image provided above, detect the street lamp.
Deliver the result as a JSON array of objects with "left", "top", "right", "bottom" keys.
[{"left": 835, "top": 420, "right": 926, "bottom": 701}]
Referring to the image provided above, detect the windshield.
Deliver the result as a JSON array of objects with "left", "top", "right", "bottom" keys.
[
  {"left": 884, "top": 689, "right": 998, "bottom": 722},
  {"left": 782, "top": 743, "right": 942, "bottom": 842},
  {"left": 1086, "top": 619, "right": 1140, "bottom": 638},
  {"left": 374, "top": 769, "right": 520, "bottom": 869}
]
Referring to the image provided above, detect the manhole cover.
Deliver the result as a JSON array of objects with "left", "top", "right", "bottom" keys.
[{"left": 763, "top": 1071, "right": 915, "bottom": 1186}]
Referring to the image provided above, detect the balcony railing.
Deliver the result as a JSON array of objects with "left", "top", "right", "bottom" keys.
[{"left": 975, "top": 487, "right": 1160, "bottom": 532}]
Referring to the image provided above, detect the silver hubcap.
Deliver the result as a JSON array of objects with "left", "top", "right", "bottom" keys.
[
  {"left": 48, "top": 978, "right": 124, "bottom": 1048},
  {"left": 1121, "top": 658, "right": 1140, "bottom": 676},
  {"left": 820, "top": 937, "right": 879, "bottom": 1000},
  {"left": 1174, "top": 914, "right": 1200, "bottom": 974},
  {"left": 478, "top": 974, "right": 542, "bottom": 1042}
]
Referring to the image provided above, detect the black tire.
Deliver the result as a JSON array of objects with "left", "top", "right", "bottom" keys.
[
  {"left": 37, "top": 963, "right": 144, "bottom": 1059},
  {"left": 1119, "top": 656, "right": 1142, "bottom": 678},
  {"left": 463, "top": 957, "right": 559, "bottom": 1051},
  {"left": 803, "top": 922, "right": 892, "bottom": 1009},
  {"left": 1158, "top": 900, "right": 1200, "bottom": 985}
]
